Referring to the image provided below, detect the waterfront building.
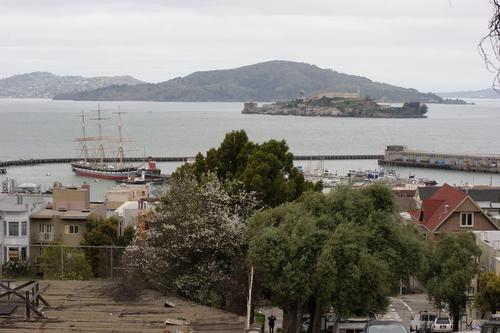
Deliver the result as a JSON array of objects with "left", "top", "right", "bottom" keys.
[
  {"left": 381, "top": 145, "right": 500, "bottom": 173},
  {"left": 1, "top": 178, "right": 42, "bottom": 194},
  {"left": 410, "top": 184, "right": 499, "bottom": 236},
  {"left": 0, "top": 193, "right": 45, "bottom": 263},
  {"left": 313, "top": 88, "right": 361, "bottom": 99},
  {"left": 1, "top": 178, "right": 16, "bottom": 193}
]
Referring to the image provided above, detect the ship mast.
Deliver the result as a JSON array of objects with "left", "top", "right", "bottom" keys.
[
  {"left": 96, "top": 105, "right": 106, "bottom": 166},
  {"left": 114, "top": 107, "right": 126, "bottom": 169},
  {"left": 79, "top": 111, "right": 89, "bottom": 162}
]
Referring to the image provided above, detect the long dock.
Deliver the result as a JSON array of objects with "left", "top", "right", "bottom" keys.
[
  {"left": 0, "top": 154, "right": 384, "bottom": 168},
  {"left": 380, "top": 145, "right": 500, "bottom": 174}
]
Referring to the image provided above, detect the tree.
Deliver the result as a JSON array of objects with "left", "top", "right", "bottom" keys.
[
  {"left": 177, "top": 130, "right": 320, "bottom": 207},
  {"left": 248, "top": 185, "right": 426, "bottom": 333},
  {"left": 474, "top": 272, "right": 500, "bottom": 317},
  {"left": 39, "top": 245, "right": 93, "bottom": 280},
  {"left": 125, "top": 170, "right": 259, "bottom": 313},
  {"left": 481, "top": 0, "right": 500, "bottom": 91},
  {"left": 423, "top": 233, "right": 481, "bottom": 331},
  {"left": 81, "top": 216, "right": 135, "bottom": 277}
]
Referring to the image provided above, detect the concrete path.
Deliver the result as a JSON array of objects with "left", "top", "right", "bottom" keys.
[{"left": 258, "top": 307, "right": 283, "bottom": 333}]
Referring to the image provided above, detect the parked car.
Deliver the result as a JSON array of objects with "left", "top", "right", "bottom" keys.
[
  {"left": 364, "top": 320, "right": 408, "bottom": 333},
  {"left": 336, "top": 313, "right": 377, "bottom": 333},
  {"left": 431, "top": 317, "right": 453, "bottom": 333},
  {"left": 481, "top": 315, "right": 500, "bottom": 333},
  {"left": 410, "top": 311, "right": 437, "bottom": 333}
]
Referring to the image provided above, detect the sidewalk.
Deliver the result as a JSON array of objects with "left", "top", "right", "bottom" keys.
[{"left": 258, "top": 307, "right": 283, "bottom": 333}]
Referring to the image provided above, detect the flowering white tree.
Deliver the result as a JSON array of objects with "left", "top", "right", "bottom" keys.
[{"left": 125, "top": 171, "right": 259, "bottom": 312}]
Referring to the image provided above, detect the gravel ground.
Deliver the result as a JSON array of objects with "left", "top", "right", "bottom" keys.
[{"left": 0, "top": 280, "right": 245, "bottom": 333}]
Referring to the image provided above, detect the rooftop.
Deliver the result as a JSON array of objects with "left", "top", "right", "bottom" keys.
[
  {"left": 31, "top": 208, "right": 92, "bottom": 220},
  {"left": 415, "top": 184, "right": 468, "bottom": 232},
  {"left": 0, "top": 194, "right": 46, "bottom": 213}
]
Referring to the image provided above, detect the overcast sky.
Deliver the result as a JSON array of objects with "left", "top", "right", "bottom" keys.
[{"left": 0, "top": 0, "right": 496, "bottom": 92}]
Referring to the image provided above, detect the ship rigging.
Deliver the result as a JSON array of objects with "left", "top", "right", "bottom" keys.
[{"left": 71, "top": 106, "right": 140, "bottom": 180}]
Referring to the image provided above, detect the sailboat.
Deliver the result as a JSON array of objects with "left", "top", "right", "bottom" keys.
[{"left": 71, "top": 106, "right": 140, "bottom": 180}]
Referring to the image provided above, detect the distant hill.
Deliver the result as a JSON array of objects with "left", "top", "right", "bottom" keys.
[
  {"left": 438, "top": 88, "right": 500, "bottom": 99},
  {"left": 54, "top": 60, "right": 446, "bottom": 103},
  {"left": 0, "top": 72, "right": 144, "bottom": 98}
]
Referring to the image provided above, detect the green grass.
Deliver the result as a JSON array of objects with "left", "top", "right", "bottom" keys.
[{"left": 255, "top": 312, "right": 265, "bottom": 331}]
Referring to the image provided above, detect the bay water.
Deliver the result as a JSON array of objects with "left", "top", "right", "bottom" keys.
[{"left": 0, "top": 98, "right": 499, "bottom": 200}]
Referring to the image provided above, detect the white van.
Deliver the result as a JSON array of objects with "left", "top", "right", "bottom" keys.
[{"left": 410, "top": 311, "right": 437, "bottom": 333}]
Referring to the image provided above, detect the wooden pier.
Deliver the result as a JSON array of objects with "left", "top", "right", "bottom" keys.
[{"left": 0, "top": 154, "right": 384, "bottom": 168}]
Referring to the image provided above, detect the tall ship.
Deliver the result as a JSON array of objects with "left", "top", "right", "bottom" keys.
[{"left": 71, "top": 106, "right": 140, "bottom": 180}]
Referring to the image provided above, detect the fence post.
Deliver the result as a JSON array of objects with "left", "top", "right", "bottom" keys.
[
  {"left": 35, "top": 282, "right": 39, "bottom": 307},
  {"left": 0, "top": 246, "right": 2, "bottom": 278},
  {"left": 60, "top": 245, "right": 64, "bottom": 278},
  {"left": 110, "top": 246, "right": 113, "bottom": 279},
  {"left": 24, "top": 290, "right": 30, "bottom": 321}
]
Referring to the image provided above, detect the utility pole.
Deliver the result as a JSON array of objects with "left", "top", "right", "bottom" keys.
[{"left": 246, "top": 266, "right": 254, "bottom": 329}]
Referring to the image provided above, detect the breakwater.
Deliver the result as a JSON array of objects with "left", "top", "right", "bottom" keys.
[{"left": 0, "top": 154, "right": 384, "bottom": 168}]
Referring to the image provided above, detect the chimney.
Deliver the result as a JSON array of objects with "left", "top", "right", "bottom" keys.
[{"left": 444, "top": 204, "right": 449, "bottom": 215}]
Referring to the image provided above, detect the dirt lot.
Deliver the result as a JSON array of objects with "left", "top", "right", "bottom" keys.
[{"left": 0, "top": 280, "right": 245, "bottom": 333}]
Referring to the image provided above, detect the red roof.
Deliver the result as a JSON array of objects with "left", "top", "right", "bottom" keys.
[
  {"left": 416, "top": 184, "right": 467, "bottom": 232},
  {"left": 409, "top": 209, "right": 420, "bottom": 220}
]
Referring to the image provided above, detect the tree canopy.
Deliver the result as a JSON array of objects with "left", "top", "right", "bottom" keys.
[
  {"left": 125, "top": 170, "right": 259, "bottom": 313},
  {"left": 177, "top": 130, "right": 321, "bottom": 207},
  {"left": 474, "top": 272, "right": 500, "bottom": 317},
  {"left": 81, "top": 216, "right": 134, "bottom": 277},
  {"left": 422, "top": 233, "right": 481, "bottom": 330},
  {"left": 248, "top": 185, "right": 426, "bottom": 333}
]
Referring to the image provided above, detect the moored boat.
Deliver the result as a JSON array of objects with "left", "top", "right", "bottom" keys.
[
  {"left": 71, "top": 161, "right": 138, "bottom": 180},
  {"left": 71, "top": 106, "right": 140, "bottom": 180}
]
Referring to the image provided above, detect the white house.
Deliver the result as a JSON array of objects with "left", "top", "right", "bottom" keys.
[{"left": 0, "top": 194, "right": 45, "bottom": 263}]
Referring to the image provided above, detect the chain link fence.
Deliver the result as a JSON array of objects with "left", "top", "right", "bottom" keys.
[{"left": 0, "top": 245, "right": 127, "bottom": 280}]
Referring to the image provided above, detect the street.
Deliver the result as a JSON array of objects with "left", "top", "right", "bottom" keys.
[
  {"left": 260, "top": 293, "right": 437, "bottom": 332},
  {"left": 381, "top": 293, "right": 439, "bottom": 329}
]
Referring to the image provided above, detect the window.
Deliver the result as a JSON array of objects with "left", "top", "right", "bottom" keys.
[
  {"left": 21, "top": 221, "right": 27, "bottom": 236},
  {"left": 39, "top": 224, "right": 54, "bottom": 241},
  {"left": 460, "top": 212, "right": 474, "bottom": 227},
  {"left": 20, "top": 247, "right": 27, "bottom": 260},
  {"left": 8, "top": 221, "right": 19, "bottom": 236},
  {"left": 6, "top": 247, "right": 27, "bottom": 261},
  {"left": 64, "top": 225, "right": 79, "bottom": 235},
  {"left": 7, "top": 247, "right": 18, "bottom": 261},
  {"left": 40, "top": 224, "right": 53, "bottom": 233}
]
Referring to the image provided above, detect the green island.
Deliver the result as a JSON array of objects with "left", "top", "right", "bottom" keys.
[{"left": 242, "top": 96, "right": 428, "bottom": 118}]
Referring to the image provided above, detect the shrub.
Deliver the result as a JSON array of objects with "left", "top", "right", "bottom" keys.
[
  {"left": 2, "top": 260, "right": 31, "bottom": 278},
  {"left": 40, "top": 246, "right": 93, "bottom": 280}
]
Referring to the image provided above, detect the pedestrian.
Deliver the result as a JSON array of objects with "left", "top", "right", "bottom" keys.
[{"left": 268, "top": 314, "right": 276, "bottom": 333}]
